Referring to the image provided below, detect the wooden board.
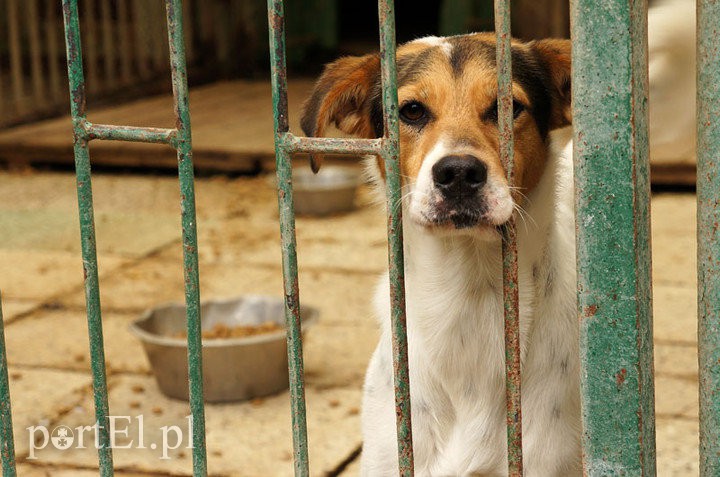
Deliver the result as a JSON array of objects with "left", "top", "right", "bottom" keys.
[{"left": 0, "top": 79, "right": 333, "bottom": 173}]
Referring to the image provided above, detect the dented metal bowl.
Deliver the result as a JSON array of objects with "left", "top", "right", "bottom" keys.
[
  {"left": 291, "top": 165, "right": 361, "bottom": 216},
  {"left": 130, "top": 296, "right": 317, "bottom": 403}
]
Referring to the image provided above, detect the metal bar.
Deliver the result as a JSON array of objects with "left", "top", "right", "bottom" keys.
[
  {"left": 266, "top": 1, "right": 310, "bottom": 474},
  {"left": 377, "top": 1, "right": 413, "bottom": 475},
  {"left": 0, "top": 294, "right": 17, "bottom": 477},
  {"left": 571, "top": 0, "right": 656, "bottom": 474},
  {"left": 61, "top": 1, "right": 114, "bottom": 474},
  {"left": 279, "top": 133, "right": 384, "bottom": 156},
  {"left": 494, "top": 0, "right": 523, "bottom": 474},
  {"left": 85, "top": 122, "right": 177, "bottom": 145},
  {"left": 164, "top": 1, "right": 208, "bottom": 475},
  {"left": 697, "top": 1, "right": 720, "bottom": 474}
]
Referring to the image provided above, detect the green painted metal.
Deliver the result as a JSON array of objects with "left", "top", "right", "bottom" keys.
[
  {"left": 267, "top": 0, "right": 412, "bottom": 474},
  {"left": 493, "top": 0, "right": 522, "bottom": 475},
  {"left": 0, "top": 294, "right": 17, "bottom": 477},
  {"left": 165, "top": 1, "right": 208, "bottom": 475},
  {"left": 266, "top": 1, "right": 311, "bottom": 474},
  {"left": 571, "top": 0, "right": 656, "bottom": 474},
  {"left": 376, "top": 1, "right": 414, "bottom": 474},
  {"left": 62, "top": 0, "right": 208, "bottom": 474},
  {"left": 61, "top": 2, "right": 114, "bottom": 473},
  {"left": 697, "top": 1, "right": 720, "bottom": 474}
]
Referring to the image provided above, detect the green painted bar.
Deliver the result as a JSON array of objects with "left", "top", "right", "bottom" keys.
[
  {"left": 493, "top": 0, "right": 522, "bottom": 474},
  {"left": 377, "top": 0, "right": 414, "bottom": 474},
  {"left": 697, "top": 1, "right": 720, "bottom": 474},
  {"left": 571, "top": 0, "right": 656, "bottom": 474},
  {"left": 164, "top": 1, "right": 208, "bottom": 475},
  {"left": 85, "top": 122, "right": 177, "bottom": 146},
  {"left": 60, "top": 1, "right": 115, "bottom": 474},
  {"left": 280, "top": 133, "right": 384, "bottom": 156},
  {"left": 266, "top": 1, "right": 311, "bottom": 474},
  {"left": 0, "top": 294, "right": 16, "bottom": 477}
]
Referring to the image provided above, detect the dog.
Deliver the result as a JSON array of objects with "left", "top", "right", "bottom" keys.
[
  {"left": 299, "top": 0, "right": 697, "bottom": 473},
  {"left": 301, "top": 33, "right": 578, "bottom": 476}
]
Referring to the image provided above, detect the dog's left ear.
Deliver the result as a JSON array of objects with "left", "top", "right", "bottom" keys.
[
  {"left": 300, "top": 54, "right": 381, "bottom": 172},
  {"left": 532, "top": 39, "right": 572, "bottom": 129}
]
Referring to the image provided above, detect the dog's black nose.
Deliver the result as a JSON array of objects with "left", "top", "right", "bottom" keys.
[{"left": 432, "top": 155, "right": 487, "bottom": 199}]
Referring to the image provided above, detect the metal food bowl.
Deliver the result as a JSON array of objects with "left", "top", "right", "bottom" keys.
[
  {"left": 291, "top": 165, "right": 361, "bottom": 216},
  {"left": 130, "top": 296, "right": 318, "bottom": 403}
]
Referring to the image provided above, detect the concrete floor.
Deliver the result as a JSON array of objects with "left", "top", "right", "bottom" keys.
[{"left": 0, "top": 169, "right": 699, "bottom": 476}]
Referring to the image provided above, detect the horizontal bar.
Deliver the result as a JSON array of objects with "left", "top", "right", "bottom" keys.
[
  {"left": 697, "top": 0, "right": 720, "bottom": 474},
  {"left": 83, "top": 121, "right": 177, "bottom": 146},
  {"left": 278, "top": 132, "right": 384, "bottom": 156},
  {"left": 571, "top": 0, "right": 656, "bottom": 473}
]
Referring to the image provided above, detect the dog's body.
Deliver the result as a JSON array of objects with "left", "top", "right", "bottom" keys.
[
  {"left": 361, "top": 126, "right": 578, "bottom": 476},
  {"left": 302, "top": 32, "right": 579, "bottom": 475},
  {"left": 299, "top": 2, "right": 693, "bottom": 474}
]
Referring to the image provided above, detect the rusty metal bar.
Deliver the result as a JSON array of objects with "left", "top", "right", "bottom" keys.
[
  {"left": 571, "top": 0, "right": 656, "bottom": 473},
  {"left": 0, "top": 294, "right": 17, "bottom": 477},
  {"left": 84, "top": 122, "right": 177, "bottom": 145},
  {"left": 266, "top": 1, "right": 310, "bottom": 474},
  {"left": 61, "top": 1, "right": 114, "bottom": 473},
  {"left": 267, "top": 0, "right": 410, "bottom": 474},
  {"left": 279, "top": 134, "right": 384, "bottom": 156},
  {"left": 62, "top": 0, "right": 208, "bottom": 474},
  {"left": 697, "top": 0, "right": 720, "bottom": 474},
  {"left": 494, "top": 0, "right": 523, "bottom": 474},
  {"left": 164, "top": 1, "right": 208, "bottom": 474},
  {"left": 376, "top": 1, "right": 414, "bottom": 474}
]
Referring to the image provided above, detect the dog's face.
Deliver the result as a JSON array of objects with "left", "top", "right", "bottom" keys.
[{"left": 301, "top": 33, "right": 571, "bottom": 236}]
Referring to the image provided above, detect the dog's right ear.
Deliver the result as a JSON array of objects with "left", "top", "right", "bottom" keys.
[{"left": 300, "top": 54, "right": 380, "bottom": 171}]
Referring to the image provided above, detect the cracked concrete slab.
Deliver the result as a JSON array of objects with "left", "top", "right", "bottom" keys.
[{"left": 31, "top": 374, "right": 362, "bottom": 476}]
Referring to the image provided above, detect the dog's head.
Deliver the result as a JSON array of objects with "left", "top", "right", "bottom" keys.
[{"left": 301, "top": 34, "right": 571, "bottom": 236}]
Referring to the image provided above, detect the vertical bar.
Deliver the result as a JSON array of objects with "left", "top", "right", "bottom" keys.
[
  {"left": 571, "top": 0, "right": 656, "bottom": 474},
  {"left": 697, "top": 1, "right": 720, "bottom": 474},
  {"left": 266, "top": 1, "right": 310, "bottom": 475},
  {"left": 0, "top": 294, "right": 17, "bottom": 477},
  {"left": 131, "top": 0, "right": 151, "bottom": 79},
  {"left": 61, "top": 1, "right": 114, "bottom": 474},
  {"left": 164, "top": 1, "right": 208, "bottom": 475},
  {"left": 494, "top": 0, "right": 523, "bottom": 475},
  {"left": 377, "top": 1, "right": 414, "bottom": 475}
]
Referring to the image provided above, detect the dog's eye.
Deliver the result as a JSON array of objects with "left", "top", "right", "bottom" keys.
[
  {"left": 484, "top": 100, "right": 526, "bottom": 122},
  {"left": 512, "top": 100, "right": 525, "bottom": 119},
  {"left": 400, "top": 102, "right": 427, "bottom": 124}
]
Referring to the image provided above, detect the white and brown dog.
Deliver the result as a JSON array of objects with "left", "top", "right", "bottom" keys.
[
  {"left": 301, "top": 33, "right": 578, "bottom": 476},
  {"left": 299, "top": 1, "right": 694, "bottom": 475}
]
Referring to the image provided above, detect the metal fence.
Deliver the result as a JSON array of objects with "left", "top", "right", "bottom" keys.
[{"left": 0, "top": 0, "right": 715, "bottom": 475}]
